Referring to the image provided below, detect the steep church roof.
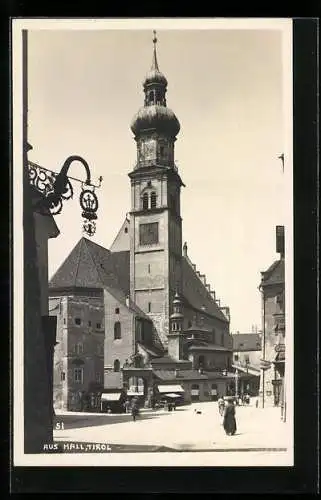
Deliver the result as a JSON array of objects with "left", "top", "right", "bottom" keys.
[
  {"left": 50, "top": 233, "right": 228, "bottom": 323},
  {"left": 49, "top": 237, "right": 130, "bottom": 293},
  {"left": 109, "top": 217, "right": 130, "bottom": 252},
  {"left": 181, "top": 257, "right": 228, "bottom": 322}
]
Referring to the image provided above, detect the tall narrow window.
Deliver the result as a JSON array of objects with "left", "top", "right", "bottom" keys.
[
  {"left": 142, "top": 192, "right": 149, "bottom": 210},
  {"left": 114, "top": 321, "right": 121, "bottom": 339},
  {"left": 114, "top": 359, "right": 120, "bottom": 372},
  {"left": 74, "top": 368, "right": 83, "bottom": 383},
  {"left": 150, "top": 191, "right": 157, "bottom": 209},
  {"left": 198, "top": 355, "right": 205, "bottom": 368},
  {"left": 148, "top": 302, "right": 151, "bottom": 313},
  {"left": 148, "top": 90, "right": 154, "bottom": 105},
  {"left": 148, "top": 264, "right": 151, "bottom": 274},
  {"left": 61, "top": 372, "right": 65, "bottom": 381}
]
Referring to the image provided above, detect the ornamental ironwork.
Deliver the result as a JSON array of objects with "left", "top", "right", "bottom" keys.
[{"left": 27, "top": 154, "right": 103, "bottom": 237}]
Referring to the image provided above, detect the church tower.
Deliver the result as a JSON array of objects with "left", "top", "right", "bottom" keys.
[{"left": 129, "top": 32, "right": 184, "bottom": 347}]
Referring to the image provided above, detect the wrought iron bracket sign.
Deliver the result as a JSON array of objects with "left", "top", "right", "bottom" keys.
[{"left": 28, "top": 154, "right": 103, "bottom": 237}]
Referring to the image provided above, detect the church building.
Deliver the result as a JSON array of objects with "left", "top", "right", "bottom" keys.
[{"left": 49, "top": 33, "right": 234, "bottom": 409}]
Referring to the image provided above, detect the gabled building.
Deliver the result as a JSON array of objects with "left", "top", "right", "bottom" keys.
[
  {"left": 259, "top": 226, "right": 285, "bottom": 409},
  {"left": 231, "top": 333, "right": 261, "bottom": 396}
]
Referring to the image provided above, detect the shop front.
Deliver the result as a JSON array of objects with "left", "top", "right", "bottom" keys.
[{"left": 100, "top": 390, "right": 126, "bottom": 413}]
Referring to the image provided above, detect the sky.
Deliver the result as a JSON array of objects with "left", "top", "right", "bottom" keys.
[{"left": 26, "top": 21, "right": 291, "bottom": 333}]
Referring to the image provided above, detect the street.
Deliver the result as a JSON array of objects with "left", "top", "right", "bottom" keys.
[{"left": 51, "top": 402, "right": 293, "bottom": 466}]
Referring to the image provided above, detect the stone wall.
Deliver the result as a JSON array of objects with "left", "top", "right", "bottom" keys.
[
  {"left": 104, "top": 289, "right": 134, "bottom": 374},
  {"left": 51, "top": 294, "right": 104, "bottom": 411}
]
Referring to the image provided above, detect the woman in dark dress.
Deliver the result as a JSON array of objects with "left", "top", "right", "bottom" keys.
[{"left": 223, "top": 397, "right": 237, "bottom": 435}]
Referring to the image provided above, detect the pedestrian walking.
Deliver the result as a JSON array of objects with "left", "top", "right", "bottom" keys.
[
  {"left": 223, "top": 396, "right": 237, "bottom": 436},
  {"left": 131, "top": 397, "right": 139, "bottom": 422},
  {"left": 218, "top": 396, "right": 225, "bottom": 416}
]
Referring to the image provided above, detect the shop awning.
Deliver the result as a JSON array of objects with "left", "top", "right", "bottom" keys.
[
  {"left": 163, "top": 393, "right": 182, "bottom": 398},
  {"left": 127, "top": 390, "right": 144, "bottom": 396},
  {"left": 101, "top": 393, "right": 122, "bottom": 401},
  {"left": 158, "top": 385, "right": 184, "bottom": 394}
]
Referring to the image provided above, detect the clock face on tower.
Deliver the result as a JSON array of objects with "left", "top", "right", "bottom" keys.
[{"left": 144, "top": 140, "right": 155, "bottom": 159}]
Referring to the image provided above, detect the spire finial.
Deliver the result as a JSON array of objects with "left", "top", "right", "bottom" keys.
[{"left": 151, "top": 30, "right": 159, "bottom": 71}]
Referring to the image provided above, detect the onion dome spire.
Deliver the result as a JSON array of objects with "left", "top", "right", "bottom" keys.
[
  {"left": 130, "top": 30, "right": 180, "bottom": 139},
  {"left": 152, "top": 30, "right": 159, "bottom": 71},
  {"left": 143, "top": 30, "right": 168, "bottom": 88}
]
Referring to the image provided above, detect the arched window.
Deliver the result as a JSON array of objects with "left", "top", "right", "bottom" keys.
[
  {"left": 114, "top": 321, "right": 121, "bottom": 340},
  {"left": 114, "top": 359, "right": 120, "bottom": 372},
  {"left": 150, "top": 191, "right": 157, "bottom": 209},
  {"left": 142, "top": 193, "right": 149, "bottom": 210}
]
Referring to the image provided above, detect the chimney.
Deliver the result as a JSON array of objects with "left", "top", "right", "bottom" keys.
[
  {"left": 183, "top": 242, "right": 188, "bottom": 257},
  {"left": 210, "top": 290, "right": 216, "bottom": 301},
  {"left": 216, "top": 299, "right": 221, "bottom": 307},
  {"left": 192, "top": 264, "right": 196, "bottom": 271},
  {"left": 125, "top": 295, "right": 130, "bottom": 308},
  {"left": 276, "top": 225, "right": 285, "bottom": 258},
  {"left": 206, "top": 284, "right": 211, "bottom": 293},
  {"left": 200, "top": 274, "right": 206, "bottom": 285}
]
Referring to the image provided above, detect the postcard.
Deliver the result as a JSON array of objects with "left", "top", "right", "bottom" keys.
[{"left": 12, "top": 17, "right": 293, "bottom": 468}]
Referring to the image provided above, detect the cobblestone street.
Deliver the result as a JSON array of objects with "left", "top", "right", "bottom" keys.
[{"left": 51, "top": 402, "right": 293, "bottom": 466}]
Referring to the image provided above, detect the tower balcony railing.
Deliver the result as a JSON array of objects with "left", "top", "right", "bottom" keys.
[{"left": 133, "top": 159, "right": 178, "bottom": 171}]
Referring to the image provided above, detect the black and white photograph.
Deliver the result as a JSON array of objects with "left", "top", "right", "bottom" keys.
[{"left": 12, "top": 18, "right": 294, "bottom": 468}]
